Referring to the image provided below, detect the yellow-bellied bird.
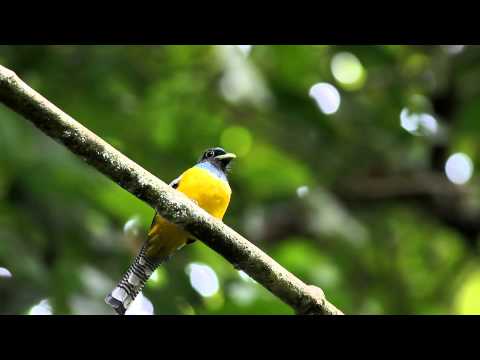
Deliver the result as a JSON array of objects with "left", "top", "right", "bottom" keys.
[{"left": 105, "top": 147, "right": 236, "bottom": 314}]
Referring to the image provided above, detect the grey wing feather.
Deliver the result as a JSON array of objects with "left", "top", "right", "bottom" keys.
[
  {"left": 169, "top": 175, "right": 196, "bottom": 245},
  {"left": 150, "top": 174, "right": 196, "bottom": 244},
  {"left": 150, "top": 175, "right": 183, "bottom": 228}
]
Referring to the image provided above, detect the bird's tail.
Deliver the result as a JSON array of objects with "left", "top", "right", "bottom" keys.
[{"left": 105, "top": 243, "right": 159, "bottom": 315}]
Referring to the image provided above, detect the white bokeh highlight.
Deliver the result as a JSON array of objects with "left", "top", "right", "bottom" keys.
[
  {"left": 445, "top": 153, "right": 474, "bottom": 185},
  {"left": 217, "top": 45, "right": 271, "bottom": 108},
  {"left": 0, "top": 267, "right": 12, "bottom": 278},
  {"left": 238, "top": 270, "right": 256, "bottom": 283},
  {"left": 236, "top": 45, "right": 253, "bottom": 56},
  {"left": 309, "top": 83, "right": 341, "bottom": 115},
  {"left": 29, "top": 299, "right": 53, "bottom": 315},
  {"left": 123, "top": 216, "right": 140, "bottom": 237},
  {"left": 296, "top": 185, "right": 310, "bottom": 199},
  {"left": 400, "top": 108, "right": 438, "bottom": 136},
  {"left": 443, "top": 45, "right": 465, "bottom": 55},
  {"left": 417, "top": 113, "right": 438, "bottom": 135},
  {"left": 125, "top": 291, "right": 154, "bottom": 315},
  {"left": 228, "top": 282, "right": 256, "bottom": 306},
  {"left": 186, "top": 263, "right": 219, "bottom": 298}
]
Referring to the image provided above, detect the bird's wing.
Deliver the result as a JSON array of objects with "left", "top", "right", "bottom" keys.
[
  {"left": 165, "top": 174, "right": 197, "bottom": 245},
  {"left": 169, "top": 175, "right": 182, "bottom": 189},
  {"left": 149, "top": 175, "right": 183, "bottom": 229}
]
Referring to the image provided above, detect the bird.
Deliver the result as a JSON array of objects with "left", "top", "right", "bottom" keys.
[{"left": 105, "top": 147, "right": 236, "bottom": 315}]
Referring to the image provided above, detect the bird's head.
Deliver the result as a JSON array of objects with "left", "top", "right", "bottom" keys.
[{"left": 198, "top": 147, "right": 236, "bottom": 173}]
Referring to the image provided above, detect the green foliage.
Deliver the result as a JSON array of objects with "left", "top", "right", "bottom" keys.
[{"left": 0, "top": 45, "right": 479, "bottom": 314}]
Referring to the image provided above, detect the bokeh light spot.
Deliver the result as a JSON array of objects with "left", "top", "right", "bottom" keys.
[
  {"left": 400, "top": 108, "right": 418, "bottom": 132},
  {"left": 123, "top": 216, "right": 140, "bottom": 237},
  {"left": 400, "top": 108, "right": 438, "bottom": 136},
  {"left": 147, "top": 268, "right": 167, "bottom": 288},
  {"left": 125, "top": 292, "right": 154, "bottom": 315},
  {"left": 418, "top": 113, "right": 438, "bottom": 135},
  {"left": 0, "top": 267, "right": 12, "bottom": 278},
  {"left": 296, "top": 185, "right": 310, "bottom": 198},
  {"left": 443, "top": 45, "right": 465, "bottom": 55},
  {"left": 236, "top": 45, "right": 253, "bottom": 56},
  {"left": 186, "top": 263, "right": 219, "bottom": 298},
  {"left": 220, "top": 126, "right": 253, "bottom": 158},
  {"left": 29, "top": 299, "right": 52, "bottom": 315},
  {"left": 309, "top": 83, "right": 341, "bottom": 115},
  {"left": 330, "top": 52, "right": 366, "bottom": 90},
  {"left": 445, "top": 153, "right": 474, "bottom": 185},
  {"left": 228, "top": 282, "right": 256, "bottom": 306},
  {"left": 238, "top": 270, "right": 250, "bottom": 281},
  {"left": 238, "top": 270, "right": 256, "bottom": 283},
  {"left": 455, "top": 270, "right": 480, "bottom": 314},
  {"left": 217, "top": 45, "right": 271, "bottom": 108}
]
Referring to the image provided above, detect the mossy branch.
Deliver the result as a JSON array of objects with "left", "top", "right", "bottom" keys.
[{"left": 0, "top": 64, "right": 343, "bottom": 315}]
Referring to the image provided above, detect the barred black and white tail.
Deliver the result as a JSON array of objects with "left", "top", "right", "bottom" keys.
[{"left": 105, "top": 244, "right": 159, "bottom": 315}]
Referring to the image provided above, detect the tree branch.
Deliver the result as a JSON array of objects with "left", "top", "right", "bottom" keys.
[
  {"left": 335, "top": 172, "right": 480, "bottom": 249},
  {"left": 0, "top": 64, "right": 343, "bottom": 315}
]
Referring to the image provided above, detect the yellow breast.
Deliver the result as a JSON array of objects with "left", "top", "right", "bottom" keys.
[
  {"left": 177, "top": 166, "right": 231, "bottom": 220},
  {"left": 146, "top": 165, "right": 231, "bottom": 259}
]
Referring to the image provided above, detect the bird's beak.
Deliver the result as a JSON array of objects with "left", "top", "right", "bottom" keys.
[
  {"left": 215, "top": 153, "right": 237, "bottom": 167},
  {"left": 215, "top": 153, "right": 237, "bottom": 161}
]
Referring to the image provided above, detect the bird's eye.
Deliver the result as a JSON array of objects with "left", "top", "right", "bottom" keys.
[{"left": 206, "top": 150, "right": 215, "bottom": 158}]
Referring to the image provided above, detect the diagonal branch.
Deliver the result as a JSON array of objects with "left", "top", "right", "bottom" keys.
[{"left": 0, "top": 64, "right": 342, "bottom": 315}]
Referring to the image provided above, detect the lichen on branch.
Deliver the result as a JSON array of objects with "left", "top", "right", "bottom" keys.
[{"left": 0, "top": 64, "right": 343, "bottom": 315}]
